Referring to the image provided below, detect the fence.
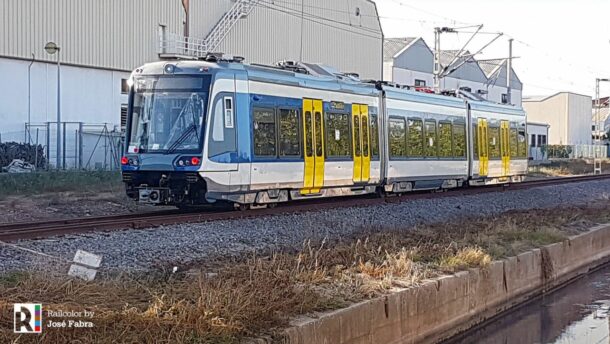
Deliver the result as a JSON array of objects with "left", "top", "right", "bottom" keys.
[{"left": 5, "top": 122, "right": 126, "bottom": 171}]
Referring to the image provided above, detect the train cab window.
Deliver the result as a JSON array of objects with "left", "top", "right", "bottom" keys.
[
  {"left": 389, "top": 117, "right": 407, "bottom": 158},
  {"left": 253, "top": 108, "right": 277, "bottom": 157},
  {"left": 517, "top": 129, "right": 527, "bottom": 158},
  {"left": 488, "top": 126, "right": 500, "bottom": 158},
  {"left": 438, "top": 122, "right": 452, "bottom": 158},
  {"left": 325, "top": 112, "right": 351, "bottom": 157},
  {"left": 370, "top": 114, "right": 379, "bottom": 157},
  {"left": 407, "top": 118, "right": 423, "bottom": 157},
  {"left": 510, "top": 128, "right": 518, "bottom": 157},
  {"left": 209, "top": 96, "right": 236, "bottom": 157},
  {"left": 278, "top": 109, "right": 300, "bottom": 157},
  {"left": 453, "top": 122, "right": 466, "bottom": 158},
  {"left": 424, "top": 119, "right": 438, "bottom": 158}
]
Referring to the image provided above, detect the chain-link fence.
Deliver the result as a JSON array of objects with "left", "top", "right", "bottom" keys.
[{"left": 0, "top": 122, "right": 124, "bottom": 171}]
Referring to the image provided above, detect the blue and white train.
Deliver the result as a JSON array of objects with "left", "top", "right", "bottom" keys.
[{"left": 121, "top": 56, "right": 528, "bottom": 208}]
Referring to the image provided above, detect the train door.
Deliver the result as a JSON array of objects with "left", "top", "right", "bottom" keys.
[
  {"left": 477, "top": 118, "right": 489, "bottom": 176},
  {"left": 352, "top": 104, "right": 371, "bottom": 183},
  {"left": 500, "top": 120, "right": 510, "bottom": 176},
  {"left": 301, "top": 99, "right": 325, "bottom": 194}
]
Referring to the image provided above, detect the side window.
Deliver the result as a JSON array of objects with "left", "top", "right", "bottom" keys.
[
  {"left": 407, "top": 118, "right": 423, "bottom": 157},
  {"left": 209, "top": 96, "right": 236, "bottom": 157},
  {"left": 488, "top": 126, "right": 500, "bottom": 158},
  {"left": 325, "top": 112, "right": 351, "bottom": 157},
  {"left": 389, "top": 117, "right": 407, "bottom": 158},
  {"left": 305, "top": 111, "right": 313, "bottom": 157},
  {"left": 370, "top": 114, "right": 379, "bottom": 157},
  {"left": 453, "top": 122, "right": 466, "bottom": 158},
  {"left": 424, "top": 119, "right": 437, "bottom": 158},
  {"left": 438, "top": 122, "right": 453, "bottom": 158},
  {"left": 278, "top": 109, "right": 300, "bottom": 157},
  {"left": 518, "top": 128, "right": 527, "bottom": 158},
  {"left": 353, "top": 115, "right": 361, "bottom": 157},
  {"left": 253, "top": 108, "right": 276, "bottom": 157},
  {"left": 472, "top": 123, "right": 478, "bottom": 159},
  {"left": 510, "top": 128, "right": 518, "bottom": 157},
  {"left": 362, "top": 116, "right": 369, "bottom": 157},
  {"left": 315, "top": 111, "right": 323, "bottom": 157}
]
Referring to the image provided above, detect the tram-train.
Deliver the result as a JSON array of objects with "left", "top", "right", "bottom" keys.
[{"left": 121, "top": 55, "right": 527, "bottom": 208}]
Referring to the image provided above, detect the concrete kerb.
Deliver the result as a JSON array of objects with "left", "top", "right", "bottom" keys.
[{"left": 254, "top": 223, "right": 610, "bottom": 344}]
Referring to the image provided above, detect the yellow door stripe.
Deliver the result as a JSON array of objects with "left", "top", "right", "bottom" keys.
[
  {"left": 312, "top": 99, "right": 324, "bottom": 193},
  {"left": 352, "top": 104, "right": 362, "bottom": 183},
  {"left": 301, "top": 99, "right": 314, "bottom": 195},
  {"left": 360, "top": 104, "right": 370, "bottom": 182}
]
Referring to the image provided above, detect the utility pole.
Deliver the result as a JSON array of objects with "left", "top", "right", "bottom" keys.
[
  {"left": 433, "top": 27, "right": 456, "bottom": 93},
  {"left": 507, "top": 38, "right": 513, "bottom": 105},
  {"left": 44, "top": 42, "right": 61, "bottom": 169},
  {"left": 594, "top": 78, "right": 609, "bottom": 174}
]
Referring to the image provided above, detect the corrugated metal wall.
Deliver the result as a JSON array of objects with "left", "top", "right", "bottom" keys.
[
  {"left": 1, "top": 0, "right": 383, "bottom": 78},
  {"left": 0, "top": 0, "right": 185, "bottom": 71},
  {"left": 190, "top": 0, "right": 383, "bottom": 79}
]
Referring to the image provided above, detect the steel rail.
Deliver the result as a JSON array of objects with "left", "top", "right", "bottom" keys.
[{"left": 1, "top": 174, "right": 608, "bottom": 242}]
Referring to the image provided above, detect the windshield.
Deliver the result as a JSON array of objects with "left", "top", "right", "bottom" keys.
[{"left": 127, "top": 76, "right": 211, "bottom": 154}]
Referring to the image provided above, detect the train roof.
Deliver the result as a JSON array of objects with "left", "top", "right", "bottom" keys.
[
  {"left": 134, "top": 59, "right": 524, "bottom": 116},
  {"left": 133, "top": 59, "right": 379, "bottom": 97}
]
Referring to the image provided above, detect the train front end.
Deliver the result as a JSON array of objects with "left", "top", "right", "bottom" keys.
[{"left": 121, "top": 62, "right": 212, "bottom": 207}]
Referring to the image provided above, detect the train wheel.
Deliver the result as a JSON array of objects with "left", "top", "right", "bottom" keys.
[{"left": 234, "top": 203, "right": 250, "bottom": 211}]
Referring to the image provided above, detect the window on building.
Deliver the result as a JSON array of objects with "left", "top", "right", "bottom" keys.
[
  {"left": 537, "top": 134, "right": 543, "bottom": 147},
  {"left": 453, "top": 122, "right": 466, "bottom": 158},
  {"left": 389, "top": 117, "right": 406, "bottom": 158},
  {"left": 278, "top": 109, "right": 300, "bottom": 157},
  {"left": 502, "top": 94, "right": 508, "bottom": 104},
  {"left": 438, "top": 122, "right": 453, "bottom": 158},
  {"left": 424, "top": 119, "right": 438, "bottom": 158},
  {"left": 253, "top": 108, "right": 276, "bottom": 157},
  {"left": 530, "top": 134, "right": 536, "bottom": 147},
  {"left": 593, "top": 125, "right": 597, "bottom": 131},
  {"left": 407, "top": 118, "right": 424, "bottom": 157},
  {"left": 370, "top": 114, "right": 379, "bottom": 157},
  {"left": 489, "top": 126, "right": 500, "bottom": 158},
  {"left": 459, "top": 86, "right": 472, "bottom": 92},
  {"left": 325, "top": 112, "right": 351, "bottom": 157},
  {"left": 541, "top": 135, "right": 547, "bottom": 146},
  {"left": 414, "top": 79, "right": 426, "bottom": 87},
  {"left": 121, "top": 79, "right": 129, "bottom": 94},
  {"left": 120, "top": 105, "right": 128, "bottom": 128}
]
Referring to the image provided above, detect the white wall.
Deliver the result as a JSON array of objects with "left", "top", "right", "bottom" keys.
[
  {"left": 0, "top": 57, "right": 128, "bottom": 142},
  {"left": 391, "top": 67, "right": 433, "bottom": 87},
  {"left": 567, "top": 93, "right": 593, "bottom": 145}
]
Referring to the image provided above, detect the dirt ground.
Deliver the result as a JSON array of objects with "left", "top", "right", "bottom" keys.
[{"left": 0, "top": 191, "right": 169, "bottom": 224}]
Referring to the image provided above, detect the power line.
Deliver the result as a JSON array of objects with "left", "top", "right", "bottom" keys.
[
  {"left": 256, "top": 2, "right": 383, "bottom": 40},
  {"left": 258, "top": 0, "right": 382, "bottom": 35}
]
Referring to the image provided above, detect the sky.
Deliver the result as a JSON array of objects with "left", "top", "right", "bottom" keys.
[{"left": 374, "top": 0, "right": 610, "bottom": 98}]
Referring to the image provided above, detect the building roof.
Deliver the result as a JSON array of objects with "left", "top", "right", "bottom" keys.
[
  {"left": 439, "top": 50, "right": 472, "bottom": 68},
  {"left": 383, "top": 37, "right": 418, "bottom": 62},
  {"left": 593, "top": 97, "right": 610, "bottom": 107},
  {"left": 523, "top": 92, "right": 593, "bottom": 103},
  {"left": 477, "top": 58, "right": 506, "bottom": 77}
]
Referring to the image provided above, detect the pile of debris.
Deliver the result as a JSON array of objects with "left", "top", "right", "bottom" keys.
[{"left": 0, "top": 142, "right": 46, "bottom": 171}]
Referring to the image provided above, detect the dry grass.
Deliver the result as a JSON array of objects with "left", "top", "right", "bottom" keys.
[{"left": 1, "top": 199, "right": 610, "bottom": 343}]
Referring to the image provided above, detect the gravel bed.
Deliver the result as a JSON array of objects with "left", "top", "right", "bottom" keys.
[{"left": 1, "top": 180, "right": 610, "bottom": 274}]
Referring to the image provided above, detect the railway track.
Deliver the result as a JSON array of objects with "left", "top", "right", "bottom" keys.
[{"left": 1, "top": 174, "right": 609, "bottom": 242}]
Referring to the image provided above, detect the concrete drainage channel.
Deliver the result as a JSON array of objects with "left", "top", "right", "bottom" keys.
[{"left": 253, "top": 223, "right": 610, "bottom": 344}]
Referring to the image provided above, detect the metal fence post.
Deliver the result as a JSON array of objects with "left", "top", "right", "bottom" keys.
[
  {"left": 46, "top": 122, "right": 50, "bottom": 170},
  {"left": 78, "top": 122, "right": 83, "bottom": 169},
  {"left": 62, "top": 122, "right": 66, "bottom": 170}
]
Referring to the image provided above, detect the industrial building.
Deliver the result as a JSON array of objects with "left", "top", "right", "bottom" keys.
[
  {"left": 592, "top": 97, "right": 610, "bottom": 140},
  {"left": 0, "top": 0, "right": 382, "bottom": 168},
  {"left": 383, "top": 37, "right": 523, "bottom": 105},
  {"left": 523, "top": 92, "right": 592, "bottom": 146}
]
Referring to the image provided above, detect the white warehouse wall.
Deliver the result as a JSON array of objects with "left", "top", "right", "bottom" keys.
[{"left": 0, "top": 57, "right": 128, "bottom": 143}]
